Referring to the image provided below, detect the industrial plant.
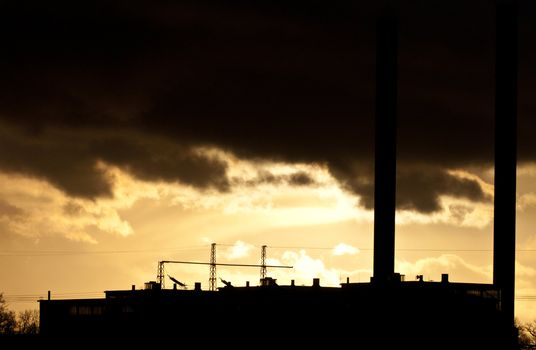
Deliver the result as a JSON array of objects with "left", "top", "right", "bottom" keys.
[{"left": 39, "top": 1, "right": 520, "bottom": 348}]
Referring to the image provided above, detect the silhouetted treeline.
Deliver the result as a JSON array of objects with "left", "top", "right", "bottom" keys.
[
  {"left": 519, "top": 319, "right": 536, "bottom": 350},
  {"left": 0, "top": 293, "right": 38, "bottom": 335}
]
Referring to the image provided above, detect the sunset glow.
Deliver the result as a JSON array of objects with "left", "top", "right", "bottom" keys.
[{"left": 0, "top": 3, "right": 535, "bottom": 343}]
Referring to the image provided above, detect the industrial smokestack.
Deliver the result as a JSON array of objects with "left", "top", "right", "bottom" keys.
[
  {"left": 493, "top": 0, "right": 518, "bottom": 332},
  {"left": 373, "top": 8, "right": 398, "bottom": 283}
]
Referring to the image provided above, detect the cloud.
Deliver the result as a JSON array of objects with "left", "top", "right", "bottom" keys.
[
  {"left": 224, "top": 241, "right": 255, "bottom": 260},
  {"left": 234, "top": 170, "right": 317, "bottom": 188},
  {"left": 518, "top": 193, "right": 536, "bottom": 211},
  {"left": 0, "top": 171, "right": 139, "bottom": 243},
  {"left": 0, "top": 125, "right": 115, "bottom": 199},
  {"left": 0, "top": 1, "right": 534, "bottom": 214},
  {"left": 216, "top": 249, "right": 373, "bottom": 287},
  {"left": 395, "top": 196, "right": 493, "bottom": 228},
  {"left": 396, "top": 166, "right": 492, "bottom": 213},
  {"left": 395, "top": 254, "right": 491, "bottom": 283},
  {"left": 332, "top": 243, "right": 359, "bottom": 256},
  {"left": 0, "top": 124, "right": 230, "bottom": 199},
  {"left": 277, "top": 250, "right": 341, "bottom": 286},
  {"left": 0, "top": 157, "right": 496, "bottom": 246},
  {"left": 288, "top": 171, "right": 317, "bottom": 186},
  {"left": 267, "top": 249, "right": 373, "bottom": 286},
  {"left": 332, "top": 162, "right": 492, "bottom": 214},
  {"left": 0, "top": 199, "right": 25, "bottom": 218}
]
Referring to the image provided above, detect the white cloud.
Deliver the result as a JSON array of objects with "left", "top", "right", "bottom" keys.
[
  {"left": 224, "top": 240, "right": 255, "bottom": 260},
  {"left": 0, "top": 159, "right": 366, "bottom": 244},
  {"left": 0, "top": 157, "right": 508, "bottom": 246},
  {"left": 518, "top": 193, "right": 536, "bottom": 211},
  {"left": 62, "top": 231, "right": 99, "bottom": 244},
  {"left": 211, "top": 250, "right": 370, "bottom": 289},
  {"left": 332, "top": 243, "right": 359, "bottom": 256},
  {"left": 275, "top": 250, "right": 341, "bottom": 286},
  {"left": 208, "top": 171, "right": 496, "bottom": 227},
  {"left": 0, "top": 171, "right": 137, "bottom": 243},
  {"left": 394, "top": 169, "right": 495, "bottom": 229},
  {"left": 447, "top": 169, "right": 494, "bottom": 197},
  {"left": 395, "top": 254, "right": 491, "bottom": 283},
  {"left": 166, "top": 160, "right": 371, "bottom": 227},
  {"left": 396, "top": 196, "right": 493, "bottom": 229}
]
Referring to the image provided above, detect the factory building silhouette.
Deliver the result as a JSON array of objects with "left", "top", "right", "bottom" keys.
[{"left": 39, "top": 1, "right": 519, "bottom": 348}]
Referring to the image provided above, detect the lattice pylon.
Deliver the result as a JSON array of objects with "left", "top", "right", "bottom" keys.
[
  {"left": 157, "top": 261, "right": 165, "bottom": 289},
  {"left": 260, "top": 245, "right": 267, "bottom": 280},
  {"left": 209, "top": 243, "right": 217, "bottom": 291}
]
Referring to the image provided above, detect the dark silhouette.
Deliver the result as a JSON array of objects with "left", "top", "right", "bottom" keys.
[
  {"left": 219, "top": 278, "right": 233, "bottom": 288},
  {"left": 0, "top": 295, "right": 39, "bottom": 347},
  {"left": 36, "top": 1, "right": 520, "bottom": 348},
  {"left": 518, "top": 319, "right": 536, "bottom": 349},
  {"left": 0, "top": 294, "right": 16, "bottom": 335},
  {"left": 373, "top": 5, "right": 398, "bottom": 284},
  {"left": 38, "top": 279, "right": 504, "bottom": 348},
  {"left": 168, "top": 275, "right": 187, "bottom": 289},
  {"left": 17, "top": 310, "right": 39, "bottom": 335},
  {"left": 493, "top": 1, "right": 519, "bottom": 347}
]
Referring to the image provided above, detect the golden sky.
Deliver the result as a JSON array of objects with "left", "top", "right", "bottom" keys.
[
  {"left": 2, "top": 157, "right": 536, "bottom": 322},
  {"left": 0, "top": 0, "right": 535, "bottom": 326}
]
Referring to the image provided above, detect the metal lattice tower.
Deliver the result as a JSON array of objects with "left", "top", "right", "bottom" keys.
[
  {"left": 157, "top": 244, "right": 291, "bottom": 292},
  {"left": 260, "top": 245, "right": 267, "bottom": 280},
  {"left": 157, "top": 261, "right": 165, "bottom": 289},
  {"left": 209, "top": 243, "right": 217, "bottom": 291}
]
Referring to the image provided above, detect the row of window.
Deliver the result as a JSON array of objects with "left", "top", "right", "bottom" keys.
[
  {"left": 68, "top": 305, "right": 105, "bottom": 316},
  {"left": 67, "top": 305, "right": 134, "bottom": 316}
]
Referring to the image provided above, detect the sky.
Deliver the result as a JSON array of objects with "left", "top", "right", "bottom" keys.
[{"left": 1, "top": 0, "right": 536, "bottom": 322}]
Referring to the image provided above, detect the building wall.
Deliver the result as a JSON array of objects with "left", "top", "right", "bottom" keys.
[{"left": 39, "top": 282, "right": 507, "bottom": 348}]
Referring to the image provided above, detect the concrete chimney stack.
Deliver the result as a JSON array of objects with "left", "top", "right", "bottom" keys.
[
  {"left": 493, "top": 0, "right": 518, "bottom": 332},
  {"left": 373, "top": 8, "right": 398, "bottom": 283}
]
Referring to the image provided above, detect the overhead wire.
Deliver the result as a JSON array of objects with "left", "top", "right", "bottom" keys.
[
  {"left": 2, "top": 242, "right": 536, "bottom": 257},
  {"left": 4, "top": 291, "right": 105, "bottom": 303},
  {"left": 0, "top": 245, "right": 209, "bottom": 257}
]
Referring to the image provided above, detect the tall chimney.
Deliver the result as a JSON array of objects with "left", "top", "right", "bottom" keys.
[
  {"left": 493, "top": 0, "right": 518, "bottom": 336},
  {"left": 493, "top": 0, "right": 518, "bottom": 331},
  {"left": 373, "top": 8, "right": 398, "bottom": 283}
]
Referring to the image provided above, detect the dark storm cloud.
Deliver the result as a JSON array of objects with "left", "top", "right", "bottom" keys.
[
  {"left": 0, "top": 125, "right": 114, "bottom": 198},
  {"left": 236, "top": 170, "right": 317, "bottom": 187},
  {"left": 0, "top": 0, "right": 534, "bottom": 212},
  {"left": 328, "top": 160, "right": 375, "bottom": 208},
  {"left": 288, "top": 171, "right": 316, "bottom": 186},
  {"left": 396, "top": 166, "right": 492, "bottom": 213},
  {"left": 89, "top": 136, "right": 229, "bottom": 191},
  {"left": 328, "top": 161, "right": 491, "bottom": 213},
  {"left": 0, "top": 124, "right": 229, "bottom": 198}
]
